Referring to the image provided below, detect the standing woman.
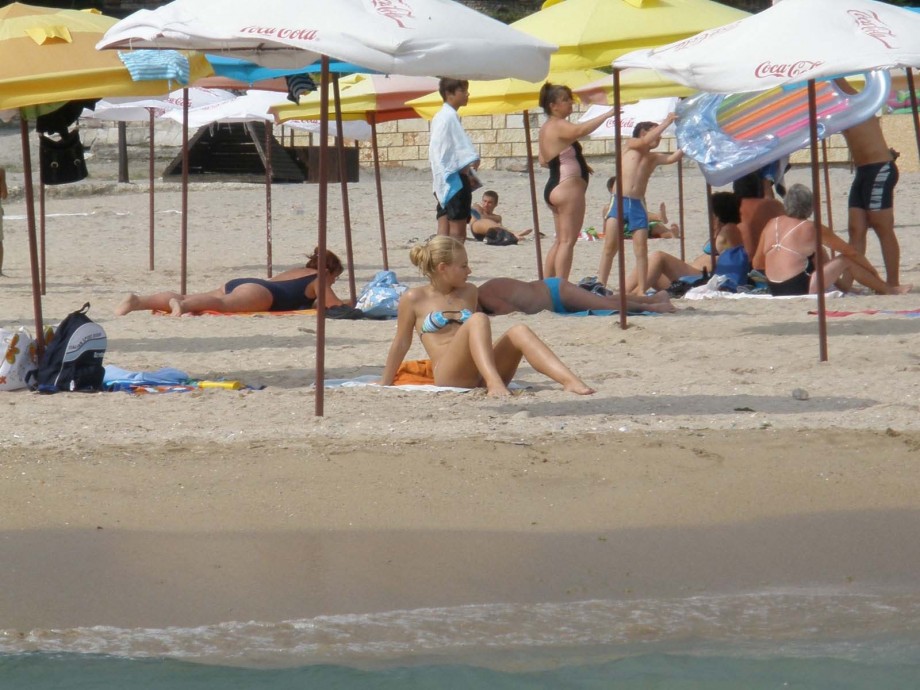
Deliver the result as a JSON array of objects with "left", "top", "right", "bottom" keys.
[{"left": 538, "top": 83, "right": 616, "bottom": 280}]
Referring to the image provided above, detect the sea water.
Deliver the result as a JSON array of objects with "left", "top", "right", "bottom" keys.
[{"left": 3, "top": 588, "right": 920, "bottom": 689}]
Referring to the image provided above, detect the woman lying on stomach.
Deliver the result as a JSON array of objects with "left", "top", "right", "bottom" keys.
[{"left": 115, "top": 248, "right": 348, "bottom": 316}]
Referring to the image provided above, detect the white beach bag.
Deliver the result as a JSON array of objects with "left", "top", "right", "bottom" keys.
[{"left": 0, "top": 326, "right": 38, "bottom": 391}]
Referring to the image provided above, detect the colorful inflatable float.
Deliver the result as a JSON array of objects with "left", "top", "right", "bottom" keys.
[{"left": 676, "top": 71, "right": 891, "bottom": 187}]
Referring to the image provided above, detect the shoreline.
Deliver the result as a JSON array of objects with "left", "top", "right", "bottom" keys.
[{"left": 3, "top": 430, "right": 920, "bottom": 631}]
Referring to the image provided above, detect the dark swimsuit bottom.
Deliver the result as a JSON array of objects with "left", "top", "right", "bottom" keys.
[
  {"left": 544, "top": 140, "right": 589, "bottom": 206},
  {"left": 224, "top": 274, "right": 317, "bottom": 311},
  {"left": 767, "top": 255, "right": 815, "bottom": 296}
]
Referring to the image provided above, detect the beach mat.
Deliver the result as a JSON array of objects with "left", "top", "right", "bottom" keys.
[
  {"left": 153, "top": 309, "right": 317, "bottom": 317},
  {"left": 809, "top": 308, "right": 920, "bottom": 318}
]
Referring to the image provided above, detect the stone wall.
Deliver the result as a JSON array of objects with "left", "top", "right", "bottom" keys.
[{"left": 84, "top": 111, "right": 919, "bottom": 175}]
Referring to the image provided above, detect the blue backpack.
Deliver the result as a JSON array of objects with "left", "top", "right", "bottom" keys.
[{"left": 714, "top": 246, "right": 751, "bottom": 291}]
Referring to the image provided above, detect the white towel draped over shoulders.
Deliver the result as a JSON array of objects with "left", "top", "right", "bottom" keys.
[{"left": 429, "top": 103, "right": 478, "bottom": 206}]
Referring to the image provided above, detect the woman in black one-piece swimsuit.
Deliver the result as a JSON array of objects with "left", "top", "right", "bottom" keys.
[{"left": 115, "top": 248, "right": 349, "bottom": 316}]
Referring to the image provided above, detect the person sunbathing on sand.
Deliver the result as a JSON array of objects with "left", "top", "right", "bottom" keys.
[
  {"left": 469, "top": 190, "right": 533, "bottom": 244},
  {"left": 379, "top": 236, "right": 594, "bottom": 396},
  {"left": 115, "top": 248, "right": 348, "bottom": 316},
  {"left": 478, "top": 276, "right": 675, "bottom": 315}
]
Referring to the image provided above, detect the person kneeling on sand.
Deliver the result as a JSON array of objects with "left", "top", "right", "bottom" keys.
[
  {"left": 752, "top": 183, "right": 911, "bottom": 297},
  {"left": 115, "top": 248, "right": 349, "bottom": 316},
  {"left": 469, "top": 190, "right": 533, "bottom": 245},
  {"left": 379, "top": 236, "right": 594, "bottom": 396},
  {"left": 478, "top": 277, "right": 674, "bottom": 315}
]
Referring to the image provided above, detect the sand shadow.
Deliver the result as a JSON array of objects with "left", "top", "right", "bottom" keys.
[{"left": 490, "top": 393, "right": 878, "bottom": 418}]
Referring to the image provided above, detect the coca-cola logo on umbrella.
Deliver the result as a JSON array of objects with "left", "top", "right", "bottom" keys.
[
  {"left": 754, "top": 60, "right": 824, "bottom": 80},
  {"left": 848, "top": 9, "right": 897, "bottom": 49},
  {"left": 368, "top": 0, "right": 415, "bottom": 29}
]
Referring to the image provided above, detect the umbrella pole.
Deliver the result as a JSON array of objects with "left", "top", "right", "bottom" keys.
[
  {"left": 333, "top": 74, "right": 357, "bottom": 304},
  {"left": 20, "top": 117, "right": 45, "bottom": 353},
  {"left": 370, "top": 115, "right": 389, "bottom": 270},
  {"left": 39, "top": 179, "right": 46, "bottom": 295},
  {"left": 613, "top": 70, "right": 627, "bottom": 331},
  {"left": 677, "top": 158, "right": 685, "bottom": 262},
  {"left": 265, "top": 120, "right": 274, "bottom": 278},
  {"left": 807, "top": 79, "right": 828, "bottom": 362},
  {"left": 906, "top": 68, "right": 920, "bottom": 165},
  {"left": 706, "top": 183, "right": 715, "bottom": 274},
  {"left": 148, "top": 108, "right": 155, "bottom": 271},
  {"left": 180, "top": 87, "right": 189, "bottom": 295},
  {"left": 821, "top": 138, "right": 834, "bottom": 236},
  {"left": 315, "top": 57, "right": 331, "bottom": 417},
  {"left": 522, "top": 109, "right": 543, "bottom": 279}
]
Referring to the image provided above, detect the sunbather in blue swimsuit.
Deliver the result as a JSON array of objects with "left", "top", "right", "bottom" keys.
[
  {"left": 421, "top": 309, "right": 473, "bottom": 333},
  {"left": 224, "top": 274, "right": 317, "bottom": 311}
]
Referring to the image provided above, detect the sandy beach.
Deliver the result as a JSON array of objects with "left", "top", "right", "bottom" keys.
[{"left": 1, "top": 125, "right": 920, "bottom": 657}]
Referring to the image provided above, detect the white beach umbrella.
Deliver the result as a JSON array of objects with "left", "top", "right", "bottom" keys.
[
  {"left": 96, "top": 0, "right": 556, "bottom": 81},
  {"left": 84, "top": 87, "right": 235, "bottom": 122},
  {"left": 614, "top": 0, "right": 920, "bottom": 93},
  {"left": 578, "top": 98, "right": 679, "bottom": 139},
  {"left": 615, "top": 0, "right": 920, "bottom": 363},
  {"left": 160, "top": 89, "right": 286, "bottom": 127},
  {"left": 283, "top": 118, "right": 372, "bottom": 141}
]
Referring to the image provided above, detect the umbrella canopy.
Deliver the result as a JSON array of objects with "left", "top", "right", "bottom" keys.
[
  {"left": 271, "top": 73, "right": 439, "bottom": 124},
  {"left": 510, "top": 0, "right": 749, "bottom": 73},
  {"left": 0, "top": 3, "right": 212, "bottom": 110},
  {"left": 161, "top": 89, "right": 288, "bottom": 127},
  {"left": 614, "top": 0, "right": 920, "bottom": 93},
  {"left": 573, "top": 68, "right": 695, "bottom": 105},
  {"left": 283, "top": 118, "right": 372, "bottom": 140},
  {"left": 82, "top": 87, "right": 236, "bottom": 122},
  {"left": 96, "top": 0, "right": 556, "bottom": 81},
  {"left": 406, "top": 69, "right": 608, "bottom": 119},
  {"left": 579, "top": 98, "right": 679, "bottom": 139}
]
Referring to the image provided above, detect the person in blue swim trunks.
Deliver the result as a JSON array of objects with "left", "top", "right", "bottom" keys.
[
  {"left": 477, "top": 276, "right": 674, "bottom": 316},
  {"left": 599, "top": 176, "right": 678, "bottom": 241},
  {"left": 596, "top": 116, "right": 683, "bottom": 294},
  {"left": 115, "top": 248, "right": 349, "bottom": 316},
  {"left": 379, "top": 236, "right": 595, "bottom": 396}
]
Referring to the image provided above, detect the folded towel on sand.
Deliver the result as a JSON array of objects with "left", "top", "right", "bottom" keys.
[{"left": 321, "top": 360, "right": 527, "bottom": 392}]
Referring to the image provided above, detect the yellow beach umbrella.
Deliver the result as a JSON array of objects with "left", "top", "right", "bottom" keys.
[
  {"left": 573, "top": 68, "right": 696, "bottom": 105},
  {"left": 0, "top": 2, "right": 212, "bottom": 351},
  {"left": 271, "top": 73, "right": 439, "bottom": 123},
  {"left": 406, "top": 69, "right": 608, "bottom": 120},
  {"left": 511, "top": 0, "right": 750, "bottom": 73},
  {"left": 0, "top": 3, "right": 211, "bottom": 110}
]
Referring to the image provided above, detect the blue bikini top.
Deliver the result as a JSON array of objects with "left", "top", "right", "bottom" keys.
[{"left": 421, "top": 309, "right": 473, "bottom": 334}]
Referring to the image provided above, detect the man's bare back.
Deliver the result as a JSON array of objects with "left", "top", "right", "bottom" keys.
[{"left": 842, "top": 116, "right": 892, "bottom": 166}]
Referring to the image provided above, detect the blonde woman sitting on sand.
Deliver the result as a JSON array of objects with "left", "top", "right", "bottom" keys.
[
  {"left": 115, "top": 248, "right": 348, "bottom": 316},
  {"left": 379, "top": 236, "right": 594, "bottom": 396}
]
